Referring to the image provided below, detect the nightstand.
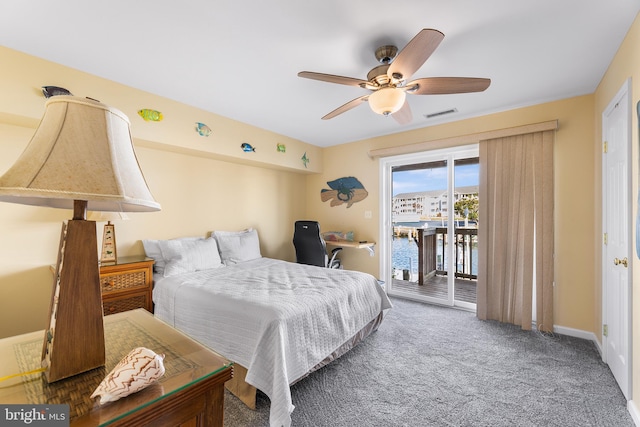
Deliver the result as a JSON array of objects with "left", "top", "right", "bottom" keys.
[
  {"left": 0, "top": 309, "right": 233, "bottom": 426},
  {"left": 100, "top": 256, "right": 155, "bottom": 315}
]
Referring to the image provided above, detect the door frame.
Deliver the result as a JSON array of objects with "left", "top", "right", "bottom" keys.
[
  {"left": 379, "top": 144, "right": 478, "bottom": 308},
  {"left": 601, "top": 77, "right": 632, "bottom": 400}
]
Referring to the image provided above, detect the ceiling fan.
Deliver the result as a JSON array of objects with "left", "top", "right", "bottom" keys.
[{"left": 298, "top": 29, "right": 491, "bottom": 124}]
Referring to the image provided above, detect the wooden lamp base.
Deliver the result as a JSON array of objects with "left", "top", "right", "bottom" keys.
[{"left": 41, "top": 202, "right": 105, "bottom": 382}]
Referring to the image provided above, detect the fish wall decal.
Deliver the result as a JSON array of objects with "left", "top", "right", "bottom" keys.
[
  {"left": 301, "top": 152, "right": 309, "bottom": 168},
  {"left": 41, "top": 86, "right": 72, "bottom": 98},
  {"left": 277, "top": 143, "right": 286, "bottom": 153},
  {"left": 241, "top": 142, "right": 256, "bottom": 152},
  {"left": 195, "top": 122, "right": 212, "bottom": 136},
  {"left": 138, "top": 109, "right": 163, "bottom": 122},
  {"left": 321, "top": 176, "right": 368, "bottom": 208}
]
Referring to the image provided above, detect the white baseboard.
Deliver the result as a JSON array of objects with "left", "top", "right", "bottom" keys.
[
  {"left": 628, "top": 400, "right": 640, "bottom": 426},
  {"left": 554, "top": 325, "right": 640, "bottom": 424},
  {"left": 552, "top": 325, "right": 602, "bottom": 357}
]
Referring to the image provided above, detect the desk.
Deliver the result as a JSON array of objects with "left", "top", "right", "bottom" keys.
[
  {"left": 326, "top": 240, "right": 376, "bottom": 256},
  {"left": 0, "top": 309, "right": 232, "bottom": 426}
]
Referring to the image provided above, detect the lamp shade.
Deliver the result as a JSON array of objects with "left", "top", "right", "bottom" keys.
[
  {"left": 368, "top": 87, "right": 406, "bottom": 116},
  {"left": 0, "top": 96, "right": 160, "bottom": 212}
]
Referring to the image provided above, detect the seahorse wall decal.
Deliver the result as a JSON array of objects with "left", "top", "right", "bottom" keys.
[{"left": 320, "top": 176, "right": 368, "bottom": 208}]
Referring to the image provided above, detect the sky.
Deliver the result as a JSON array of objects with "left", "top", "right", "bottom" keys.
[{"left": 392, "top": 163, "right": 479, "bottom": 196}]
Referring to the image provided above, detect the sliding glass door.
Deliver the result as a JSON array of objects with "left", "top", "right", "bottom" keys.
[
  {"left": 380, "top": 145, "right": 478, "bottom": 309},
  {"left": 452, "top": 157, "right": 479, "bottom": 307}
]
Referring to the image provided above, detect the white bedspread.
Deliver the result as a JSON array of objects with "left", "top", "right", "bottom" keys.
[{"left": 153, "top": 257, "right": 392, "bottom": 427}]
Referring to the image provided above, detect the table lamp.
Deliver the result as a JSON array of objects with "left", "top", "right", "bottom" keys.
[
  {"left": 88, "top": 211, "right": 130, "bottom": 264},
  {"left": 0, "top": 95, "right": 160, "bottom": 382}
]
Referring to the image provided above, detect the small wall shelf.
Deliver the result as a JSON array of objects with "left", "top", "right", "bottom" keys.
[{"left": 326, "top": 240, "right": 376, "bottom": 256}]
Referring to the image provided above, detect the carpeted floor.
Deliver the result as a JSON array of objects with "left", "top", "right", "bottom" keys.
[{"left": 224, "top": 297, "right": 634, "bottom": 426}]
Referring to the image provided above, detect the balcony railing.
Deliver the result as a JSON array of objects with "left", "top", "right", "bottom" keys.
[{"left": 416, "top": 227, "right": 478, "bottom": 285}]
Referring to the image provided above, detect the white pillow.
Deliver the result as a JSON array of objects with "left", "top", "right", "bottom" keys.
[
  {"left": 213, "top": 228, "right": 262, "bottom": 265},
  {"left": 142, "top": 239, "right": 163, "bottom": 272},
  {"left": 161, "top": 237, "right": 224, "bottom": 277},
  {"left": 142, "top": 236, "right": 203, "bottom": 275}
]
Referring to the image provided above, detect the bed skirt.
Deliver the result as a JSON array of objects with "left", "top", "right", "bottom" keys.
[{"left": 224, "top": 310, "right": 385, "bottom": 409}]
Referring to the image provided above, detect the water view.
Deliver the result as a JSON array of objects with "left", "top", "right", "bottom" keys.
[
  {"left": 392, "top": 235, "right": 478, "bottom": 279},
  {"left": 391, "top": 156, "right": 480, "bottom": 282},
  {"left": 392, "top": 237, "right": 419, "bottom": 277}
]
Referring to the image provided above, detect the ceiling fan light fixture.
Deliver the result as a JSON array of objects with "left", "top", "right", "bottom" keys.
[
  {"left": 298, "top": 29, "right": 487, "bottom": 122},
  {"left": 368, "top": 87, "right": 406, "bottom": 116}
]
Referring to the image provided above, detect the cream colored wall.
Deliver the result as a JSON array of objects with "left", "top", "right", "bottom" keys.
[
  {"left": 0, "top": 48, "right": 312, "bottom": 338},
  {"left": 305, "top": 142, "right": 382, "bottom": 274},
  {"left": 130, "top": 146, "right": 306, "bottom": 259},
  {"left": 0, "top": 47, "right": 323, "bottom": 175},
  {"left": 314, "top": 95, "right": 596, "bottom": 334},
  {"left": 594, "top": 12, "right": 640, "bottom": 409}
]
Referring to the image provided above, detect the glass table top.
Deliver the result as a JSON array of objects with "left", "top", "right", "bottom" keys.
[{"left": 0, "top": 309, "right": 231, "bottom": 425}]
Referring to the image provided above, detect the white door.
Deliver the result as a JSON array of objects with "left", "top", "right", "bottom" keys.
[{"left": 602, "top": 78, "right": 631, "bottom": 400}]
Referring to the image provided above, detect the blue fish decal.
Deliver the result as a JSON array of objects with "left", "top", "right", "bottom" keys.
[
  {"left": 321, "top": 176, "right": 368, "bottom": 208},
  {"left": 195, "top": 122, "right": 212, "bottom": 137},
  {"left": 138, "top": 109, "right": 163, "bottom": 122},
  {"left": 241, "top": 142, "right": 256, "bottom": 152}
]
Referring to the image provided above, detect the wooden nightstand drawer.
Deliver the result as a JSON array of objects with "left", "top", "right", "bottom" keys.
[
  {"left": 100, "top": 269, "right": 148, "bottom": 294},
  {"left": 103, "top": 292, "right": 150, "bottom": 315},
  {"left": 49, "top": 256, "right": 155, "bottom": 315},
  {"left": 99, "top": 256, "right": 155, "bottom": 314}
]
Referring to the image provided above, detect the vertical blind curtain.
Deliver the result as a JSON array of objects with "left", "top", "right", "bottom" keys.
[{"left": 477, "top": 130, "right": 554, "bottom": 332}]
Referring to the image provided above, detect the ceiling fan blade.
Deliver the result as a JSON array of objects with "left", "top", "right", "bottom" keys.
[
  {"left": 406, "top": 77, "right": 491, "bottom": 95},
  {"left": 298, "top": 71, "right": 369, "bottom": 87},
  {"left": 322, "top": 95, "right": 369, "bottom": 120},
  {"left": 392, "top": 100, "right": 413, "bottom": 125},
  {"left": 388, "top": 29, "right": 444, "bottom": 82}
]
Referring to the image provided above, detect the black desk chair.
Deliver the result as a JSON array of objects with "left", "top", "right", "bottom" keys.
[{"left": 293, "top": 220, "right": 342, "bottom": 268}]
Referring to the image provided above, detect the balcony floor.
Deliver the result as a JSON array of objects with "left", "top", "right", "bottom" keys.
[{"left": 390, "top": 274, "right": 477, "bottom": 304}]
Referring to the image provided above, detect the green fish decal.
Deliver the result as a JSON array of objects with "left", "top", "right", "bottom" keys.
[
  {"left": 277, "top": 143, "right": 286, "bottom": 153},
  {"left": 301, "top": 152, "right": 309, "bottom": 168},
  {"left": 321, "top": 176, "right": 368, "bottom": 208},
  {"left": 138, "top": 109, "right": 163, "bottom": 122}
]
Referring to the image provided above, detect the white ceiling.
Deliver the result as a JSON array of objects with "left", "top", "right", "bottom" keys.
[{"left": 1, "top": 1, "right": 639, "bottom": 147}]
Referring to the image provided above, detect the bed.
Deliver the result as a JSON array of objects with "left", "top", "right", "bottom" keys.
[{"left": 143, "top": 229, "right": 392, "bottom": 427}]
